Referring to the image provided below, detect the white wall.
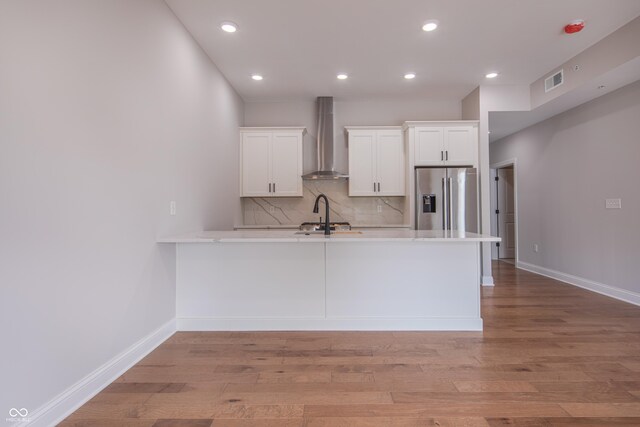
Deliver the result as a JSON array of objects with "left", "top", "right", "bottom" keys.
[
  {"left": 477, "top": 85, "right": 531, "bottom": 282},
  {"left": 490, "top": 79, "right": 640, "bottom": 296},
  {"left": 244, "top": 98, "right": 461, "bottom": 174},
  {"left": 0, "top": 0, "right": 243, "bottom": 419},
  {"left": 461, "top": 87, "right": 480, "bottom": 121},
  {"left": 461, "top": 85, "right": 530, "bottom": 284}
]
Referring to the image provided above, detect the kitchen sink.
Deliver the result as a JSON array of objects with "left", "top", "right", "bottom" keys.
[
  {"left": 294, "top": 230, "right": 363, "bottom": 235},
  {"left": 299, "top": 221, "right": 352, "bottom": 232}
]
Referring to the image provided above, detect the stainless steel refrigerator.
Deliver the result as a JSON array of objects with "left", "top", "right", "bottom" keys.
[{"left": 415, "top": 167, "right": 478, "bottom": 232}]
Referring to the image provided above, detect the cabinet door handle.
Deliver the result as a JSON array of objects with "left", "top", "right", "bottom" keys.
[
  {"left": 374, "top": 182, "right": 376, "bottom": 192},
  {"left": 273, "top": 182, "right": 276, "bottom": 193},
  {"left": 377, "top": 182, "right": 381, "bottom": 192},
  {"left": 441, "top": 151, "right": 444, "bottom": 161},
  {"left": 268, "top": 183, "right": 272, "bottom": 193},
  {"left": 446, "top": 151, "right": 449, "bottom": 161}
]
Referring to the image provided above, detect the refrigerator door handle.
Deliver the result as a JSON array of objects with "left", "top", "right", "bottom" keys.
[
  {"left": 442, "top": 177, "right": 448, "bottom": 231},
  {"left": 448, "top": 177, "right": 454, "bottom": 231}
]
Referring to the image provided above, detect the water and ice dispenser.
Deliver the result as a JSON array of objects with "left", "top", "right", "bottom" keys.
[{"left": 422, "top": 194, "right": 436, "bottom": 213}]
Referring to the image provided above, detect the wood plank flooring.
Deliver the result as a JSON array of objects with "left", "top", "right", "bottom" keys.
[{"left": 61, "top": 261, "right": 640, "bottom": 426}]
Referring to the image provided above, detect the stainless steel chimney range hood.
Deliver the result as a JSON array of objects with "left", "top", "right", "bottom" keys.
[{"left": 302, "top": 97, "right": 349, "bottom": 180}]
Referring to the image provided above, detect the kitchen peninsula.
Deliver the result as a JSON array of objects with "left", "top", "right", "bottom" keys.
[{"left": 159, "top": 229, "right": 499, "bottom": 331}]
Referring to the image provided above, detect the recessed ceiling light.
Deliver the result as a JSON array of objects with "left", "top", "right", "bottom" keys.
[
  {"left": 337, "top": 73, "right": 348, "bottom": 80},
  {"left": 251, "top": 74, "right": 263, "bottom": 81},
  {"left": 485, "top": 72, "right": 499, "bottom": 79},
  {"left": 404, "top": 73, "right": 416, "bottom": 80},
  {"left": 220, "top": 22, "right": 238, "bottom": 33},
  {"left": 422, "top": 20, "right": 439, "bottom": 32}
]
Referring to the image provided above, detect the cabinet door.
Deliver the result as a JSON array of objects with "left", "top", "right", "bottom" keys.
[
  {"left": 241, "top": 132, "right": 271, "bottom": 196},
  {"left": 348, "top": 131, "right": 377, "bottom": 196},
  {"left": 376, "top": 130, "right": 405, "bottom": 196},
  {"left": 414, "top": 127, "right": 444, "bottom": 165},
  {"left": 271, "top": 132, "right": 302, "bottom": 196},
  {"left": 444, "top": 127, "right": 475, "bottom": 166}
]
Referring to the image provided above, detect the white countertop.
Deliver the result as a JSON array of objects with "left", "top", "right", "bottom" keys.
[{"left": 158, "top": 229, "right": 500, "bottom": 243}]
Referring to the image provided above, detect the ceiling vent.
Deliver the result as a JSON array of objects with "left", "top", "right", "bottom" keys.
[{"left": 544, "top": 69, "right": 564, "bottom": 93}]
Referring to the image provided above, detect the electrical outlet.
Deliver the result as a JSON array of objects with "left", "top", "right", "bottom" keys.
[
  {"left": 269, "top": 205, "right": 275, "bottom": 214},
  {"left": 170, "top": 201, "right": 176, "bottom": 216},
  {"left": 605, "top": 198, "right": 622, "bottom": 209},
  {"left": 377, "top": 205, "right": 382, "bottom": 213},
  {"left": 533, "top": 244, "right": 539, "bottom": 253}
]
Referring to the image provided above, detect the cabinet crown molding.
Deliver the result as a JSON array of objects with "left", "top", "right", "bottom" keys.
[
  {"left": 240, "top": 127, "right": 307, "bottom": 134},
  {"left": 402, "top": 120, "right": 479, "bottom": 130},
  {"left": 345, "top": 126, "right": 403, "bottom": 131}
]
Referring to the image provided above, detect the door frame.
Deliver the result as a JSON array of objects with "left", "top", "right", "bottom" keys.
[{"left": 490, "top": 158, "right": 519, "bottom": 263}]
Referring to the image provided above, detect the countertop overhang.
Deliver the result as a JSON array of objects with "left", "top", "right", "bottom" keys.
[{"left": 158, "top": 229, "right": 500, "bottom": 243}]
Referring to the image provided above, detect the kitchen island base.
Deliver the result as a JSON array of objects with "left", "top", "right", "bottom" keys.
[{"left": 173, "top": 236, "right": 485, "bottom": 331}]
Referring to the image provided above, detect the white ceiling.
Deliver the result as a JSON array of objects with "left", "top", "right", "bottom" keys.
[
  {"left": 166, "top": 0, "right": 640, "bottom": 102},
  {"left": 489, "top": 55, "right": 640, "bottom": 142}
]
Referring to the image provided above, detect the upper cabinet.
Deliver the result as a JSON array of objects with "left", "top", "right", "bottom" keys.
[
  {"left": 407, "top": 122, "right": 478, "bottom": 167},
  {"left": 240, "top": 127, "right": 305, "bottom": 197},
  {"left": 346, "top": 127, "right": 405, "bottom": 197}
]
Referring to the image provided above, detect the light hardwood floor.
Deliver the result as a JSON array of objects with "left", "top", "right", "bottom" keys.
[{"left": 61, "top": 261, "right": 640, "bottom": 426}]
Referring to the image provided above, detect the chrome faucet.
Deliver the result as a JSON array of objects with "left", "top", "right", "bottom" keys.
[{"left": 313, "top": 194, "right": 331, "bottom": 236}]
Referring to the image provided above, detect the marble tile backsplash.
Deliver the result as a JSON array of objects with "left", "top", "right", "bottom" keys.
[{"left": 242, "top": 180, "right": 405, "bottom": 226}]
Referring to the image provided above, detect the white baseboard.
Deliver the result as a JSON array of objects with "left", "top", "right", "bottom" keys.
[
  {"left": 24, "top": 319, "right": 176, "bottom": 427},
  {"left": 517, "top": 261, "right": 640, "bottom": 307},
  {"left": 481, "top": 275, "right": 495, "bottom": 286},
  {"left": 177, "top": 317, "right": 483, "bottom": 331}
]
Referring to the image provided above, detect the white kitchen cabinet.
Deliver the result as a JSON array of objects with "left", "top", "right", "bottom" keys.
[
  {"left": 444, "top": 127, "right": 476, "bottom": 165},
  {"left": 240, "top": 127, "right": 305, "bottom": 197},
  {"left": 410, "top": 123, "right": 477, "bottom": 167},
  {"left": 241, "top": 132, "right": 272, "bottom": 196},
  {"left": 414, "top": 127, "right": 445, "bottom": 165},
  {"left": 270, "top": 132, "right": 303, "bottom": 196},
  {"left": 376, "top": 130, "right": 406, "bottom": 196},
  {"left": 346, "top": 127, "right": 405, "bottom": 196}
]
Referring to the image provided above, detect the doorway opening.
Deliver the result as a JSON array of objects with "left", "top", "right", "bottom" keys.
[{"left": 490, "top": 161, "right": 518, "bottom": 264}]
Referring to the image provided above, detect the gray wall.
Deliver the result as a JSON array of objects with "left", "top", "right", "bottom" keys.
[
  {"left": 244, "top": 98, "right": 461, "bottom": 174},
  {"left": 490, "top": 79, "right": 640, "bottom": 295},
  {"left": 0, "top": 0, "right": 243, "bottom": 416}
]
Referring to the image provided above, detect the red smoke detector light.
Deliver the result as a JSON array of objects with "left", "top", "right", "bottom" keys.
[{"left": 564, "top": 20, "right": 585, "bottom": 34}]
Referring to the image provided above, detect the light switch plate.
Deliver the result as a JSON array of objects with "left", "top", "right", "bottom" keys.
[{"left": 605, "top": 198, "right": 622, "bottom": 209}]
